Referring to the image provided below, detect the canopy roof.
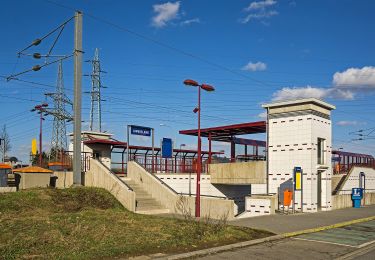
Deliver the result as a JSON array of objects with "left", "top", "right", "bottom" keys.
[
  {"left": 13, "top": 166, "right": 53, "bottom": 173},
  {"left": 179, "top": 121, "right": 266, "bottom": 142},
  {"left": 84, "top": 137, "right": 223, "bottom": 156},
  {"left": 0, "top": 163, "right": 11, "bottom": 169}
]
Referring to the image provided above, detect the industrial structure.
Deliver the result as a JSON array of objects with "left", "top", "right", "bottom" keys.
[
  {"left": 87, "top": 48, "right": 105, "bottom": 132},
  {"left": 45, "top": 61, "right": 72, "bottom": 162}
]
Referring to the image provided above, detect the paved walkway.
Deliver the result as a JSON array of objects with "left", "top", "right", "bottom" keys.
[
  {"left": 231, "top": 205, "right": 375, "bottom": 234},
  {"left": 198, "top": 220, "right": 375, "bottom": 260}
]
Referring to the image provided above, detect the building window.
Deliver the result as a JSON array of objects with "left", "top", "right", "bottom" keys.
[{"left": 317, "top": 138, "right": 326, "bottom": 165}]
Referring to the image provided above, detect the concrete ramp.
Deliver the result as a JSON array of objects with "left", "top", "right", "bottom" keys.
[{"left": 209, "top": 161, "right": 266, "bottom": 185}]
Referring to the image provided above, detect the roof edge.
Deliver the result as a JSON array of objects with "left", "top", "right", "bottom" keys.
[{"left": 262, "top": 98, "right": 336, "bottom": 110}]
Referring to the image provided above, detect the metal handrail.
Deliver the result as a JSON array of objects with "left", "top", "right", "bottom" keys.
[
  {"left": 133, "top": 161, "right": 179, "bottom": 195},
  {"left": 96, "top": 159, "right": 133, "bottom": 192},
  {"left": 178, "top": 192, "right": 231, "bottom": 200}
]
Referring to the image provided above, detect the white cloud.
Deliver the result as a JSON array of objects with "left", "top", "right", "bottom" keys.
[
  {"left": 241, "top": 0, "right": 278, "bottom": 24},
  {"left": 151, "top": 1, "right": 181, "bottom": 28},
  {"left": 245, "top": 0, "right": 276, "bottom": 11},
  {"left": 333, "top": 66, "right": 375, "bottom": 89},
  {"left": 242, "top": 61, "right": 267, "bottom": 71},
  {"left": 272, "top": 86, "right": 329, "bottom": 101},
  {"left": 258, "top": 111, "right": 267, "bottom": 119},
  {"left": 271, "top": 66, "right": 375, "bottom": 102},
  {"left": 336, "top": 121, "right": 366, "bottom": 126},
  {"left": 241, "top": 10, "right": 278, "bottom": 24},
  {"left": 180, "top": 18, "right": 200, "bottom": 26}
]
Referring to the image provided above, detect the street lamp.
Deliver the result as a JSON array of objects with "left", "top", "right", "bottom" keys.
[
  {"left": 31, "top": 103, "right": 48, "bottom": 167},
  {"left": 183, "top": 79, "right": 215, "bottom": 218}
]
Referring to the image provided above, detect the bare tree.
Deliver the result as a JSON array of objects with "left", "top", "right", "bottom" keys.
[{"left": 0, "top": 125, "right": 11, "bottom": 162}]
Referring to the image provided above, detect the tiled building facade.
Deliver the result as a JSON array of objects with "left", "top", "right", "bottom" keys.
[{"left": 263, "top": 99, "right": 336, "bottom": 212}]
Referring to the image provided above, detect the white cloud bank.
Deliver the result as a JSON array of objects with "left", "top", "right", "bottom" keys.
[
  {"left": 241, "top": 0, "right": 278, "bottom": 24},
  {"left": 272, "top": 66, "right": 375, "bottom": 101},
  {"left": 242, "top": 61, "right": 267, "bottom": 71},
  {"left": 333, "top": 66, "right": 375, "bottom": 89},
  {"left": 151, "top": 1, "right": 181, "bottom": 28}
]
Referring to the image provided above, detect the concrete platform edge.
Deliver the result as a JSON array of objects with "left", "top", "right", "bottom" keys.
[{"left": 159, "top": 216, "right": 375, "bottom": 260}]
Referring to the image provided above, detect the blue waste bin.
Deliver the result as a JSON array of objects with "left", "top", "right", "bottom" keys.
[{"left": 352, "top": 188, "right": 363, "bottom": 208}]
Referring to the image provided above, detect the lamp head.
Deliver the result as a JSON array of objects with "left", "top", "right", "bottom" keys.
[
  {"left": 183, "top": 79, "right": 199, "bottom": 87},
  {"left": 201, "top": 84, "right": 215, "bottom": 92}
]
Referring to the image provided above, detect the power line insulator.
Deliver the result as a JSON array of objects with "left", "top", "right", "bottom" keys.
[
  {"left": 32, "top": 65, "right": 41, "bottom": 71},
  {"left": 32, "top": 38, "right": 42, "bottom": 46},
  {"left": 33, "top": 53, "right": 42, "bottom": 59}
]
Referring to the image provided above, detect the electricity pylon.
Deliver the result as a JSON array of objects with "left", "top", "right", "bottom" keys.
[
  {"left": 45, "top": 61, "right": 72, "bottom": 162},
  {"left": 87, "top": 48, "right": 106, "bottom": 132}
]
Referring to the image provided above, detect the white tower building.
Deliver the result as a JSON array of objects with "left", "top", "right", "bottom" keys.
[{"left": 262, "top": 98, "right": 335, "bottom": 212}]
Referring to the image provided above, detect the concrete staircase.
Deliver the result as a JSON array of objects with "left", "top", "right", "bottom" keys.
[{"left": 120, "top": 177, "right": 169, "bottom": 215}]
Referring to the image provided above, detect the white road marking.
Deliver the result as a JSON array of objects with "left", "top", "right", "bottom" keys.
[{"left": 292, "top": 237, "right": 359, "bottom": 248}]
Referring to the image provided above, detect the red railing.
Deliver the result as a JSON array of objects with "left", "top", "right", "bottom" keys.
[
  {"left": 131, "top": 155, "right": 206, "bottom": 174},
  {"left": 333, "top": 162, "right": 375, "bottom": 175}
]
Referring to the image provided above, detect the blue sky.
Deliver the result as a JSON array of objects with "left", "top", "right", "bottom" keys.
[{"left": 1, "top": 0, "right": 374, "bottom": 162}]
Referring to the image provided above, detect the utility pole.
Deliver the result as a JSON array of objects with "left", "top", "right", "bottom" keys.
[
  {"left": 31, "top": 103, "right": 49, "bottom": 166},
  {"left": 0, "top": 138, "right": 4, "bottom": 163},
  {"left": 87, "top": 48, "right": 105, "bottom": 132},
  {"left": 45, "top": 61, "right": 72, "bottom": 162},
  {"left": 73, "top": 11, "right": 83, "bottom": 185}
]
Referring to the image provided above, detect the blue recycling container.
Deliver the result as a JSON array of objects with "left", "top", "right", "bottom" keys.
[{"left": 351, "top": 188, "right": 363, "bottom": 208}]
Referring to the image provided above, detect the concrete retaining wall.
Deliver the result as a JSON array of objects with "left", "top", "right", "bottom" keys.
[
  {"left": 85, "top": 159, "right": 136, "bottom": 211},
  {"left": 128, "top": 162, "right": 236, "bottom": 219},
  {"left": 332, "top": 192, "right": 375, "bottom": 210},
  {"left": 337, "top": 166, "right": 375, "bottom": 195},
  {"left": 53, "top": 171, "right": 73, "bottom": 188},
  {"left": 238, "top": 195, "right": 277, "bottom": 218},
  {"left": 209, "top": 161, "right": 266, "bottom": 184}
]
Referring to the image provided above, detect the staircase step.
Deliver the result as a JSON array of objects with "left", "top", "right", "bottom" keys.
[
  {"left": 136, "top": 208, "right": 170, "bottom": 215},
  {"left": 122, "top": 178, "right": 169, "bottom": 215}
]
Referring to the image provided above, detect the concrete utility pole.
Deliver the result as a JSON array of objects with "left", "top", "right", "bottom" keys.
[{"left": 73, "top": 11, "right": 83, "bottom": 184}]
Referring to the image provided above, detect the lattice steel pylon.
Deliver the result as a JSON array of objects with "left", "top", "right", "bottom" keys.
[
  {"left": 88, "top": 48, "right": 105, "bottom": 132},
  {"left": 45, "top": 61, "right": 72, "bottom": 162}
]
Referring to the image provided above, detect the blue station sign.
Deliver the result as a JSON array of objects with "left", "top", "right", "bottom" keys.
[
  {"left": 161, "top": 138, "right": 173, "bottom": 158},
  {"left": 130, "top": 125, "right": 152, "bottom": 137}
]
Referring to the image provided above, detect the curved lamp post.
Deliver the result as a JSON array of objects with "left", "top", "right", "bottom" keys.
[{"left": 183, "top": 79, "right": 215, "bottom": 218}]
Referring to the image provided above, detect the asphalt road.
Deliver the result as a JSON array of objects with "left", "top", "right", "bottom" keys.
[{"left": 197, "top": 220, "right": 375, "bottom": 260}]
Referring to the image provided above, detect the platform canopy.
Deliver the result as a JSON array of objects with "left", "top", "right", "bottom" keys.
[
  {"left": 179, "top": 121, "right": 266, "bottom": 142},
  {"left": 180, "top": 121, "right": 267, "bottom": 162},
  {"left": 83, "top": 137, "right": 222, "bottom": 157}
]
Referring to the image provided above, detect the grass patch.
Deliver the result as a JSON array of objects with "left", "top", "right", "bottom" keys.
[{"left": 0, "top": 188, "right": 273, "bottom": 259}]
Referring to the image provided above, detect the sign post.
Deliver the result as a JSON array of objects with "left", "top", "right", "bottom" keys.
[{"left": 293, "top": 167, "right": 303, "bottom": 213}]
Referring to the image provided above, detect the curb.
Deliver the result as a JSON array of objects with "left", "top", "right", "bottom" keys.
[{"left": 159, "top": 216, "right": 375, "bottom": 260}]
